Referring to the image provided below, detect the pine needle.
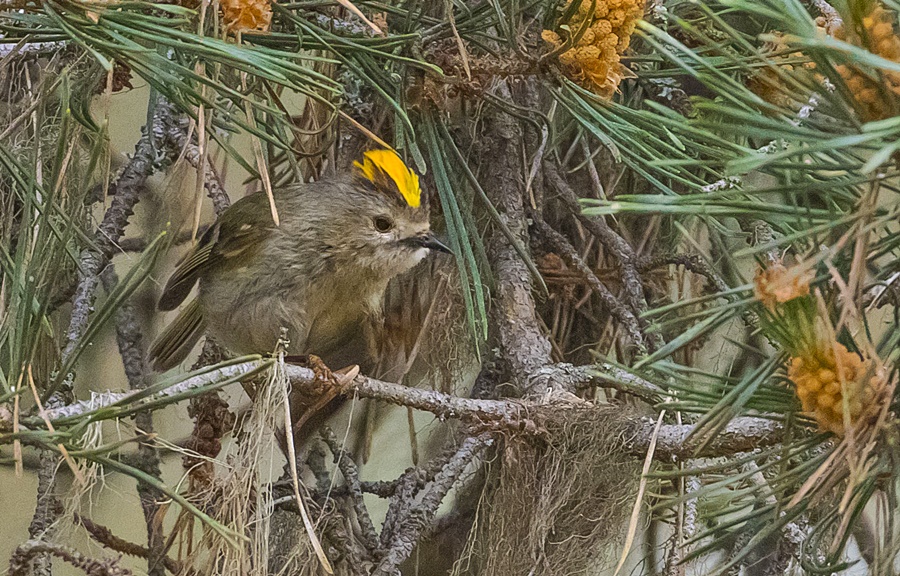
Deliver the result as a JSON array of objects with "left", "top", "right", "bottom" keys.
[
  {"left": 613, "top": 410, "right": 664, "bottom": 576},
  {"left": 279, "top": 359, "right": 333, "bottom": 574},
  {"left": 27, "top": 364, "right": 86, "bottom": 486},
  {"left": 335, "top": 0, "right": 383, "bottom": 35}
]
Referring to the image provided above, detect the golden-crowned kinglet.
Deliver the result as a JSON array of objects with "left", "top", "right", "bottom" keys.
[{"left": 148, "top": 149, "right": 450, "bottom": 371}]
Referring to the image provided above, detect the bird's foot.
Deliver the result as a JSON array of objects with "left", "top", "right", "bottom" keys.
[
  {"left": 306, "top": 354, "right": 334, "bottom": 386},
  {"left": 283, "top": 354, "right": 358, "bottom": 392},
  {"left": 289, "top": 358, "right": 359, "bottom": 433}
]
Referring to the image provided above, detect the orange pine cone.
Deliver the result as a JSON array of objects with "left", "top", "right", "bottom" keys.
[
  {"left": 221, "top": 0, "right": 272, "bottom": 33},
  {"left": 831, "top": 2, "right": 900, "bottom": 120},
  {"left": 788, "top": 343, "right": 883, "bottom": 435},
  {"left": 753, "top": 262, "right": 813, "bottom": 311},
  {"left": 542, "top": 0, "right": 645, "bottom": 98}
]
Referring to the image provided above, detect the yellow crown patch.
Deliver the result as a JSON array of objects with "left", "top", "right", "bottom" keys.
[{"left": 353, "top": 149, "right": 421, "bottom": 208}]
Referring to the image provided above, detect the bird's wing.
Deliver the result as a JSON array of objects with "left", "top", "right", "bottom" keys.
[
  {"left": 157, "top": 224, "right": 219, "bottom": 311},
  {"left": 148, "top": 298, "right": 207, "bottom": 371},
  {"left": 157, "top": 192, "right": 274, "bottom": 311}
]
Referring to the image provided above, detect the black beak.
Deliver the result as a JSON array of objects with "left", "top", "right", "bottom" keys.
[
  {"left": 423, "top": 233, "right": 452, "bottom": 254},
  {"left": 407, "top": 233, "right": 452, "bottom": 254}
]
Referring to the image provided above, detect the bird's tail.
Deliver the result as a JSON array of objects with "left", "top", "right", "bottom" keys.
[{"left": 148, "top": 298, "right": 207, "bottom": 371}]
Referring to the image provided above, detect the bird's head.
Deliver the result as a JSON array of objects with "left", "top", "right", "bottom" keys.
[{"left": 318, "top": 148, "right": 450, "bottom": 278}]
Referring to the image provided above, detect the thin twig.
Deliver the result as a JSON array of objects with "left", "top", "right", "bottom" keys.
[
  {"left": 373, "top": 435, "right": 490, "bottom": 576},
  {"left": 637, "top": 252, "right": 731, "bottom": 295},
  {"left": 0, "top": 41, "right": 68, "bottom": 58},
  {"left": 321, "top": 427, "right": 380, "bottom": 554},
  {"left": 9, "top": 541, "right": 132, "bottom": 576},
  {"left": 117, "top": 226, "right": 210, "bottom": 252},
  {"left": 100, "top": 267, "right": 165, "bottom": 576},
  {"left": 534, "top": 217, "right": 648, "bottom": 354},
  {"left": 5, "top": 360, "right": 781, "bottom": 461},
  {"left": 24, "top": 358, "right": 270, "bottom": 422}
]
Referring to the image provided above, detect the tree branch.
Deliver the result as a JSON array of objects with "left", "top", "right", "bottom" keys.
[
  {"left": 100, "top": 268, "right": 164, "bottom": 576},
  {"left": 9, "top": 541, "right": 132, "bottom": 576},
  {"left": 478, "top": 82, "right": 553, "bottom": 393},
  {"left": 321, "top": 427, "right": 380, "bottom": 554},
  {"left": 4, "top": 361, "right": 781, "bottom": 462},
  {"left": 373, "top": 435, "right": 490, "bottom": 575},
  {"left": 638, "top": 252, "right": 731, "bottom": 295},
  {"left": 55, "top": 97, "right": 177, "bottom": 398},
  {"left": 634, "top": 416, "right": 784, "bottom": 461}
]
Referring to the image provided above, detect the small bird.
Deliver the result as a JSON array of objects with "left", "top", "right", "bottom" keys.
[{"left": 148, "top": 149, "right": 450, "bottom": 373}]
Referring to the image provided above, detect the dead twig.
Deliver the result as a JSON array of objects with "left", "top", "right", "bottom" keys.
[
  {"left": 374, "top": 434, "right": 491, "bottom": 575},
  {"left": 637, "top": 252, "right": 731, "bottom": 295},
  {"left": 321, "top": 426, "right": 381, "bottom": 554},
  {"left": 9, "top": 541, "right": 132, "bottom": 576},
  {"left": 74, "top": 514, "right": 191, "bottom": 576},
  {"left": 533, "top": 217, "right": 649, "bottom": 355}
]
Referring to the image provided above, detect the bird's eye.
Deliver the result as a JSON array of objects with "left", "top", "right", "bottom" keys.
[{"left": 373, "top": 216, "right": 395, "bottom": 232}]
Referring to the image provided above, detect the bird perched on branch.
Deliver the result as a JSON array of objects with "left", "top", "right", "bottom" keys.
[{"left": 148, "top": 149, "right": 450, "bottom": 377}]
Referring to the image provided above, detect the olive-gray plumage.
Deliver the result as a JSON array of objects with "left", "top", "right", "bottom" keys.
[{"left": 148, "top": 173, "right": 447, "bottom": 371}]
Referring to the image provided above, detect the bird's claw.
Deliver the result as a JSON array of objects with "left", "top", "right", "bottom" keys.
[{"left": 304, "top": 354, "right": 333, "bottom": 385}]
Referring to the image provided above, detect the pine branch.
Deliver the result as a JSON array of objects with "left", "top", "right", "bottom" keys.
[
  {"left": 9, "top": 541, "right": 132, "bottom": 576},
  {"left": 99, "top": 268, "right": 164, "bottom": 576},
  {"left": 373, "top": 435, "right": 491, "bottom": 575},
  {"left": 479, "top": 82, "right": 553, "bottom": 392},
  {"left": 3, "top": 360, "right": 783, "bottom": 461}
]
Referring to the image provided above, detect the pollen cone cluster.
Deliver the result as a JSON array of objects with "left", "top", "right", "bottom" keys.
[
  {"left": 753, "top": 262, "right": 813, "bottom": 311},
  {"left": 830, "top": 2, "right": 900, "bottom": 120},
  {"left": 787, "top": 343, "right": 884, "bottom": 435},
  {"left": 220, "top": 0, "right": 272, "bottom": 33},
  {"left": 754, "top": 261, "right": 890, "bottom": 436},
  {"left": 542, "top": 0, "right": 646, "bottom": 98},
  {"left": 747, "top": 32, "right": 819, "bottom": 109}
]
